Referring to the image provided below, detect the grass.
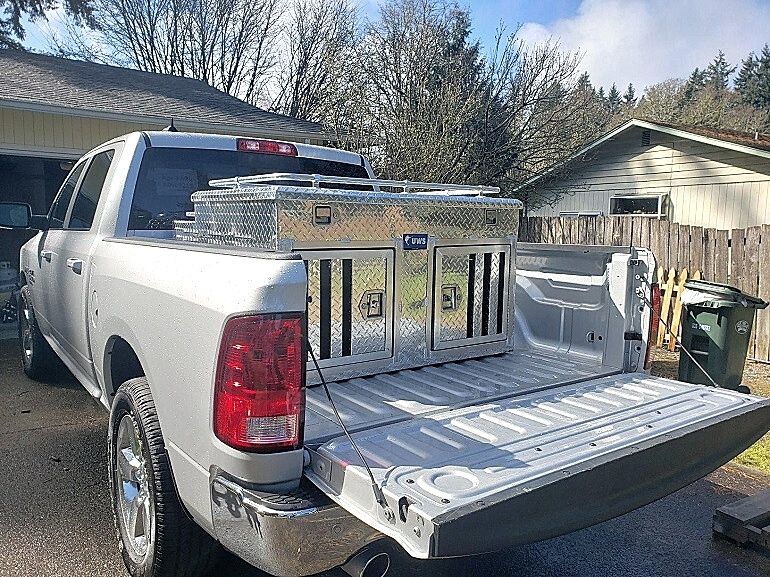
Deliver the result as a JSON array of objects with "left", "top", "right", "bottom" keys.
[{"left": 651, "top": 348, "right": 770, "bottom": 476}]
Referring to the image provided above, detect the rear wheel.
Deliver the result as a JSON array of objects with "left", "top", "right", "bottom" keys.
[
  {"left": 18, "top": 285, "right": 63, "bottom": 380},
  {"left": 109, "top": 377, "right": 220, "bottom": 577}
]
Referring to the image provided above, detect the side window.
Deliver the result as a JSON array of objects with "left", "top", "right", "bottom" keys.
[
  {"left": 49, "top": 162, "right": 86, "bottom": 229},
  {"left": 67, "top": 150, "right": 116, "bottom": 230}
]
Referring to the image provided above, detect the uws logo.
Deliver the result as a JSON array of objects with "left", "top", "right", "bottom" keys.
[{"left": 403, "top": 233, "right": 428, "bottom": 250}]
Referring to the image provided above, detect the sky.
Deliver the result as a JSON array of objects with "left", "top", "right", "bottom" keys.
[{"left": 22, "top": 0, "right": 770, "bottom": 94}]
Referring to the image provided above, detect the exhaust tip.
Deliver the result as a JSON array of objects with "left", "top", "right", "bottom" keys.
[{"left": 341, "top": 548, "right": 391, "bottom": 577}]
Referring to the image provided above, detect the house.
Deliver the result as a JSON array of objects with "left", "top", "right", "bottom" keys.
[
  {"left": 0, "top": 49, "right": 328, "bottom": 271},
  {"left": 519, "top": 119, "right": 770, "bottom": 230}
]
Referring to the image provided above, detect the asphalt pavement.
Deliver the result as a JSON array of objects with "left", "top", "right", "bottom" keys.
[{"left": 1, "top": 338, "right": 770, "bottom": 577}]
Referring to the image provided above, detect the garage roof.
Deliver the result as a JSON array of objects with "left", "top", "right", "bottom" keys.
[
  {"left": 515, "top": 118, "right": 770, "bottom": 191},
  {"left": 0, "top": 49, "right": 327, "bottom": 140}
]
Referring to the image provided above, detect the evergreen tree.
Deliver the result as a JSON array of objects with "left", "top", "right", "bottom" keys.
[
  {"left": 682, "top": 67, "right": 706, "bottom": 102},
  {"left": 607, "top": 83, "right": 622, "bottom": 113},
  {"left": 576, "top": 72, "right": 593, "bottom": 93},
  {"left": 1, "top": 0, "right": 94, "bottom": 48},
  {"left": 704, "top": 50, "right": 736, "bottom": 91},
  {"left": 755, "top": 44, "right": 770, "bottom": 108},
  {"left": 622, "top": 83, "right": 637, "bottom": 106},
  {"left": 735, "top": 52, "right": 760, "bottom": 106},
  {"left": 597, "top": 86, "right": 606, "bottom": 101}
]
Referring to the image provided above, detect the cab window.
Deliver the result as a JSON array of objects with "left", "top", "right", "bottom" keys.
[
  {"left": 49, "top": 162, "right": 86, "bottom": 229},
  {"left": 67, "top": 150, "right": 116, "bottom": 230}
]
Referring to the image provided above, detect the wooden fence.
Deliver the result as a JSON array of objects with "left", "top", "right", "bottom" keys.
[{"left": 519, "top": 216, "right": 770, "bottom": 362}]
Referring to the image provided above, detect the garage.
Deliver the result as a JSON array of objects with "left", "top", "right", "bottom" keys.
[{"left": 0, "top": 48, "right": 327, "bottom": 335}]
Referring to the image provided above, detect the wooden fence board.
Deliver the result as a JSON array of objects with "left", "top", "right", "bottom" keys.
[
  {"left": 745, "top": 227, "right": 761, "bottom": 357},
  {"left": 668, "top": 269, "right": 689, "bottom": 352},
  {"left": 757, "top": 225, "right": 770, "bottom": 362},
  {"left": 715, "top": 229, "right": 729, "bottom": 283},
  {"left": 678, "top": 225, "right": 690, "bottom": 271},
  {"left": 732, "top": 228, "right": 746, "bottom": 287},
  {"left": 595, "top": 216, "right": 605, "bottom": 245},
  {"left": 690, "top": 226, "right": 703, "bottom": 273},
  {"left": 703, "top": 228, "right": 714, "bottom": 282},
  {"left": 669, "top": 224, "right": 680, "bottom": 270},
  {"left": 637, "top": 217, "right": 647, "bottom": 247}
]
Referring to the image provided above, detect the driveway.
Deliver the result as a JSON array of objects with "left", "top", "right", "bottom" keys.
[{"left": 1, "top": 338, "right": 769, "bottom": 577}]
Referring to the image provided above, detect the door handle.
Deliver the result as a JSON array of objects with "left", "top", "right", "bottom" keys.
[
  {"left": 41, "top": 250, "right": 52, "bottom": 262},
  {"left": 66, "top": 258, "right": 83, "bottom": 275}
]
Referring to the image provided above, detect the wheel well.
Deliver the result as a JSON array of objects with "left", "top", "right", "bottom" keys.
[{"left": 107, "top": 337, "right": 145, "bottom": 399}]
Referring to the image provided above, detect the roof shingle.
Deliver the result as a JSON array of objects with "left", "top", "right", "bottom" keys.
[{"left": 0, "top": 49, "right": 326, "bottom": 137}]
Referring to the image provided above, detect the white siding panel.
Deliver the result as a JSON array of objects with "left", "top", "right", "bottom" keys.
[{"left": 529, "top": 128, "right": 770, "bottom": 229}]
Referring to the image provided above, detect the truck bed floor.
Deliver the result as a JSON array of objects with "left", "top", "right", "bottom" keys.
[{"left": 304, "top": 349, "right": 617, "bottom": 444}]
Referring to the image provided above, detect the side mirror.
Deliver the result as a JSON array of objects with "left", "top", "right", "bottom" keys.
[{"left": 0, "top": 202, "right": 48, "bottom": 230}]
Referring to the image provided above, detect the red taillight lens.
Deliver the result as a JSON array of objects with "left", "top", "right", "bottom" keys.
[
  {"left": 644, "top": 283, "right": 661, "bottom": 370},
  {"left": 213, "top": 314, "right": 305, "bottom": 452},
  {"left": 236, "top": 138, "right": 298, "bottom": 156}
]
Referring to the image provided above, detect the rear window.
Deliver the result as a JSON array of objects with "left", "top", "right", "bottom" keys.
[{"left": 128, "top": 147, "right": 370, "bottom": 230}]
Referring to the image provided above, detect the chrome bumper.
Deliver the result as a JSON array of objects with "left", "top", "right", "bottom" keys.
[{"left": 210, "top": 468, "right": 382, "bottom": 577}]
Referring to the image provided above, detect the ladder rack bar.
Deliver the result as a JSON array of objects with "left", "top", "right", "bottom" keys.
[{"left": 207, "top": 172, "right": 502, "bottom": 196}]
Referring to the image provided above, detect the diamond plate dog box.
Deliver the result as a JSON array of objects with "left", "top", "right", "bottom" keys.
[{"left": 180, "top": 185, "right": 522, "bottom": 382}]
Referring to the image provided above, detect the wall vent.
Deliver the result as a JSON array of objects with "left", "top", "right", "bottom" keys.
[{"left": 641, "top": 129, "right": 651, "bottom": 146}]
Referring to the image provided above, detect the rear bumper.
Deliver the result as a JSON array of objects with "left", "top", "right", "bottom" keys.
[{"left": 209, "top": 468, "right": 382, "bottom": 577}]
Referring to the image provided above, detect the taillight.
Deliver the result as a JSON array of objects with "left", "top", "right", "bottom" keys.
[
  {"left": 237, "top": 138, "right": 297, "bottom": 156},
  {"left": 644, "top": 283, "right": 661, "bottom": 370},
  {"left": 213, "top": 314, "right": 305, "bottom": 452}
]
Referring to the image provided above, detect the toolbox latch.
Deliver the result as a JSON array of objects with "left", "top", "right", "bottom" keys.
[
  {"left": 360, "top": 291, "right": 385, "bottom": 319},
  {"left": 441, "top": 285, "right": 460, "bottom": 311},
  {"left": 314, "top": 205, "right": 333, "bottom": 225}
]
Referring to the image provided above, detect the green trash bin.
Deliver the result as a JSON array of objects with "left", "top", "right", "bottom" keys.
[{"left": 677, "top": 280, "right": 768, "bottom": 389}]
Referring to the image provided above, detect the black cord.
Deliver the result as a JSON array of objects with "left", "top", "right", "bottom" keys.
[{"left": 307, "top": 341, "right": 389, "bottom": 509}]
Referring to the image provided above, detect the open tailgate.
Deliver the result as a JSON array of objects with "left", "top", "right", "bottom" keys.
[{"left": 304, "top": 372, "right": 770, "bottom": 559}]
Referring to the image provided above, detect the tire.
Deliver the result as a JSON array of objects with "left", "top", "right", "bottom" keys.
[
  {"left": 109, "top": 377, "right": 220, "bottom": 577},
  {"left": 17, "top": 285, "right": 64, "bottom": 380}
]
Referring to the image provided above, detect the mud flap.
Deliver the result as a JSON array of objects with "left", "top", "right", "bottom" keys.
[{"left": 304, "top": 373, "right": 770, "bottom": 559}]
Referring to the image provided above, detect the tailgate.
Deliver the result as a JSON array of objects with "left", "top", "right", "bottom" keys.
[{"left": 304, "top": 373, "right": 770, "bottom": 558}]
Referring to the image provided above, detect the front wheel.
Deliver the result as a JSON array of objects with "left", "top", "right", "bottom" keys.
[
  {"left": 109, "top": 377, "right": 220, "bottom": 577},
  {"left": 18, "top": 285, "right": 63, "bottom": 380}
]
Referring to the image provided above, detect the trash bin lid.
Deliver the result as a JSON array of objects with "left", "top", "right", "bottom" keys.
[{"left": 683, "top": 279, "right": 768, "bottom": 309}]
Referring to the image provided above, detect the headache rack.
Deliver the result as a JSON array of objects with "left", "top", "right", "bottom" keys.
[{"left": 176, "top": 172, "right": 521, "bottom": 382}]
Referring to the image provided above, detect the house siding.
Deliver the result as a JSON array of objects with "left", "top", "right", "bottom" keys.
[
  {"left": 0, "top": 106, "right": 324, "bottom": 159},
  {"left": 529, "top": 125, "right": 770, "bottom": 230},
  {"left": 0, "top": 107, "right": 159, "bottom": 157}
]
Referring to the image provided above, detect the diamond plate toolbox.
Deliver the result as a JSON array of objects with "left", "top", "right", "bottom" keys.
[{"left": 179, "top": 186, "right": 522, "bottom": 382}]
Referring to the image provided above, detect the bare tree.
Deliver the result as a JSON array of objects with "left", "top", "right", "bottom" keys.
[
  {"left": 270, "top": 0, "right": 357, "bottom": 122},
  {"left": 326, "top": 0, "right": 605, "bottom": 200},
  {"left": 54, "top": 0, "right": 282, "bottom": 104}
]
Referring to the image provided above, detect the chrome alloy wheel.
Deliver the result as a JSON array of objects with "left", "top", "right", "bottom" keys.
[
  {"left": 115, "top": 414, "right": 154, "bottom": 563},
  {"left": 19, "top": 298, "right": 33, "bottom": 365}
]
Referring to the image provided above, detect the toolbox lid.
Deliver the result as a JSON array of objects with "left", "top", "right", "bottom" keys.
[
  {"left": 192, "top": 184, "right": 523, "bottom": 208},
  {"left": 682, "top": 280, "right": 768, "bottom": 309}
]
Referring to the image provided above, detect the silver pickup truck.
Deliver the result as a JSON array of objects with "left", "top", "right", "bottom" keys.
[{"left": 1, "top": 131, "right": 769, "bottom": 577}]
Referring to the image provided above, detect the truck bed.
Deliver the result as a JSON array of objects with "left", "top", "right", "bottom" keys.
[
  {"left": 304, "top": 349, "right": 616, "bottom": 443},
  {"left": 298, "top": 244, "right": 770, "bottom": 561}
]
